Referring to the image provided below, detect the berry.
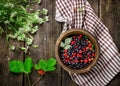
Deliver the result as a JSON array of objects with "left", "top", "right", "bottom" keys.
[
  {"left": 73, "top": 52, "right": 77, "bottom": 56},
  {"left": 38, "top": 70, "right": 45, "bottom": 75},
  {"left": 75, "top": 60, "right": 79, "bottom": 63},
  {"left": 63, "top": 53, "right": 68, "bottom": 57},
  {"left": 64, "top": 49, "right": 67, "bottom": 53},
  {"left": 79, "top": 50, "right": 82, "bottom": 53},
  {"left": 80, "top": 60, "right": 83, "bottom": 63},
  {"left": 92, "top": 53, "right": 95, "bottom": 57},
  {"left": 79, "top": 34, "right": 82, "bottom": 37},
  {"left": 84, "top": 59, "right": 88, "bottom": 63},
  {"left": 75, "top": 46, "right": 78, "bottom": 48},
  {"left": 71, "top": 41, "right": 76, "bottom": 45},
  {"left": 89, "top": 43, "right": 92, "bottom": 47}
]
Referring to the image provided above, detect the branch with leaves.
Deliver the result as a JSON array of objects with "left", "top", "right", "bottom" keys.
[
  {"left": 9, "top": 57, "right": 57, "bottom": 86},
  {"left": 0, "top": 0, "right": 48, "bottom": 53}
]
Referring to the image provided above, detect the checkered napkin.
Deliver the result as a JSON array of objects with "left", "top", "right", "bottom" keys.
[{"left": 55, "top": 0, "right": 120, "bottom": 86}]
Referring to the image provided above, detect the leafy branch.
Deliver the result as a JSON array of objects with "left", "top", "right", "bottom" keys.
[
  {"left": 9, "top": 57, "right": 57, "bottom": 86},
  {"left": 33, "top": 58, "right": 56, "bottom": 86},
  {"left": 0, "top": 0, "right": 48, "bottom": 52}
]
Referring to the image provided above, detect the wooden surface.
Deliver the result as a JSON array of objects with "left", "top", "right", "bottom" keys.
[{"left": 0, "top": 0, "right": 120, "bottom": 86}]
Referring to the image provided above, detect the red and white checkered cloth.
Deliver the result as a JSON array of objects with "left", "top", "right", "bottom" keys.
[{"left": 55, "top": 0, "right": 120, "bottom": 86}]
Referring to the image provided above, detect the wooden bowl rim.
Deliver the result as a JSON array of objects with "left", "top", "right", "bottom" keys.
[{"left": 55, "top": 29, "right": 100, "bottom": 74}]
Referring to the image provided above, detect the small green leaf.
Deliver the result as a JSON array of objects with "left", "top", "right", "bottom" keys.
[
  {"left": 0, "top": 26, "right": 4, "bottom": 34},
  {"left": 38, "top": 59, "right": 47, "bottom": 71},
  {"left": 41, "top": 8, "right": 48, "bottom": 15},
  {"left": 34, "top": 64, "right": 40, "bottom": 70},
  {"left": 23, "top": 57, "right": 33, "bottom": 74},
  {"left": 34, "top": 58, "right": 57, "bottom": 72},
  {"left": 64, "top": 45, "right": 71, "bottom": 49},
  {"left": 35, "top": 0, "right": 41, "bottom": 4},
  {"left": 9, "top": 45, "right": 15, "bottom": 50},
  {"left": 46, "top": 58, "right": 56, "bottom": 67},
  {"left": 25, "top": 38, "right": 33, "bottom": 45},
  {"left": 85, "top": 36, "right": 88, "bottom": 38},
  {"left": 92, "top": 44, "right": 95, "bottom": 49},
  {"left": 32, "top": 45, "right": 38, "bottom": 48},
  {"left": 4, "top": 20, "right": 10, "bottom": 24},
  {"left": 10, "top": 11, "right": 17, "bottom": 21},
  {"left": 42, "top": 16, "right": 49, "bottom": 22},
  {"left": 64, "top": 37, "right": 72, "bottom": 45},
  {"left": 31, "top": 26, "right": 38, "bottom": 34},
  {"left": 9, "top": 60, "right": 24, "bottom": 73},
  {"left": 60, "top": 42, "right": 65, "bottom": 48},
  {"left": 17, "top": 33, "right": 26, "bottom": 41},
  {"left": 46, "top": 66, "right": 56, "bottom": 71},
  {"left": 20, "top": 47, "right": 28, "bottom": 53}
]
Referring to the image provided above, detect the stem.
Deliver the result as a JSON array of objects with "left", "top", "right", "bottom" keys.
[
  {"left": 32, "top": 75, "right": 43, "bottom": 86},
  {"left": 26, "top": 74, "right": 31, "bottom": 86}
]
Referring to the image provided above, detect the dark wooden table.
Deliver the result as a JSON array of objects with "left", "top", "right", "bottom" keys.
[{"left": 0, "top": 0, "right": 120, "bottom": 86}]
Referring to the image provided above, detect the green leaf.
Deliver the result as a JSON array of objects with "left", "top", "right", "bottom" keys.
[
  {"left": 85, "top": 36, "right": 88, "bottom": 39},
  {"left": 32, "top": 45, "right": 38, "bottom": 48},
  {"left": 43, "top": 16, "right": 49, "bottom": 22},
  {"left": 34, "top": 58, "right": 57, "bottom": 72},
  {"left": 92, "top": 44, "right": 95, "bottom": 49},
  {"left": 41, "top": 8, "right": 48, "bottom": 15},
  {"left": 17, "top": 33, "right": 26, "bottom": 41},
  {"left": 64, "top": 45, "right": 71, "bottom": 49},
  {"left": 31, "top": 26, "right": 38, "bottom": 34},
  {"left": 9, "top": 60, "right": 24, "bottom": 73},
  {"left": 20, "top": 47, "right": 28, "bottom": 53},
  {"left": 46, "top": 66, "right": 56, "bottom": 71},
  {"left": 7, "top": 34, "right": 18, "bottom": 39},
  {"left": 60, "top": 42, "right": 65, "bottom": 48},
  {"left": 46, "top": 58, "right": 56, "bottom": 67},
  {"left": 4, "top": 20, "right": 10, "bottom": 24},
  {"left": 0, "top": 26, "right": 4, "bottom": 34},
  {"left": 9, "top": 57, "right": 33, "bottom": 74},
  {"left": 64, "top": 37, "right": 72, "bottom": 45},
  {"left": 23, "top": 57, "right": 33, "bottom": 74},
  {"left": 35, "top": 0, "right": 41, "bottom": 4},
  {"left": 10, "top": 11, "right": 17, "bottom": 21},
  {"left": 9, "top": 45, "right": 15, "bottom": 50},
  {"left": 25, "top": 38, "right": 33, "bottom": 45},
  {"left": 40, "top": 8, "right": 48, "bottom": 15},
  {"left": 34, "top": 64, "right": 40, "bottom": 70},
  {"left": 38, "top": 59, "right": 47, "bottom": 71}
]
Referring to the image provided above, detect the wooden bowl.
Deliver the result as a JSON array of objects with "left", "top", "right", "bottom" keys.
[{"left": 55, "top": 29, "right": 99, "bottom": 74}]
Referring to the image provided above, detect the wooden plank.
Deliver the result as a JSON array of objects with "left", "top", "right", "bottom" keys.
[
  {"left": 62, "top": 70, "right": 77, "bottom": 86},
  {"left": 0, "top": 34, "right": 23, "bottom": 86},
  {"left": 24, "top": 0, "right": 62, "bottom": 86},
  {"left": 88, "top": 0, "right": 99, "bottom": 15},
  {"left": 100, "top": 0, "right": 120, "bottom": 86},
  {"left": 61, "top": 0, "right": 99, "bottom": 86}
]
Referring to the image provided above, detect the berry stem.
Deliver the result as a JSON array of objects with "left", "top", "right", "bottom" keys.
[
  {"left": 32, "top": 75, "right": 43, "bottom": 86},
  {"left": 26, "top": 74, "right": 31, "bottom": 86}
]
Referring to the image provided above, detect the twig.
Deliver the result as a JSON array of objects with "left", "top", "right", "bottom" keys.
[
  {"left": 32, "top": 75, "right": 43, "bottom": 86},
  {"left": 26, "top": 74, "right": 31, "bottom": 86}
]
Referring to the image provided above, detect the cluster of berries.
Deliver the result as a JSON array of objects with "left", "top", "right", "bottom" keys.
[{"left": 59, "top": 34, "right": 95, "bottom": 69}]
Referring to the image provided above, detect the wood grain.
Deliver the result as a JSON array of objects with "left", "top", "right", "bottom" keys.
[
  {"left": 100, "top": 0, "right": 120, "bottom": 86},
  {"left": 0, "top": 34, "right": 23, "bottom": 86},
  {"left": 0, "top": 0, "right": 120, "bottom": 86}
]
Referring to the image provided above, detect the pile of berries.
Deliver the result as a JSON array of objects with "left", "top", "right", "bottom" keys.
[{"left": 59, "top": 34, "right": 95, "bottom": 69}]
